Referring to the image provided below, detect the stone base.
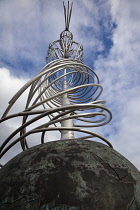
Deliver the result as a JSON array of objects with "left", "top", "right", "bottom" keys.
[{"left": 0, "top": 140, "right": 140, "bottom": 209}]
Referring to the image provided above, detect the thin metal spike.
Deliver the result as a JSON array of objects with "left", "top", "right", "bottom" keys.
[
  {"left": 68, "top": 2, "right": 73, "bottom": 29},
  {"left": 63, "top": 2, "right": 66, "bottom": 29},
  {"left": 63, "top": 2, "right": 67, "bottom": 29},
  {"left": 66, "top": 1, "right": 70, "bottom": 30},
  {"left": 63, "top": 1, "right": 73, "bottom": 31}
]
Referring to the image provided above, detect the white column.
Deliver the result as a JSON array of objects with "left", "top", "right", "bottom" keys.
[{"left": 61, "top": 68, "right": 74, "bottom": 140}]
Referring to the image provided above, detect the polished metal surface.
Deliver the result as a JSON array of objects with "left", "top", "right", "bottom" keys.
[{"left": 0, "top": 1, "right": 112, "bottom": 162}]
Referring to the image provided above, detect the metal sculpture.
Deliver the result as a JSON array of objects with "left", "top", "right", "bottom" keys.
[{"left": 0, "top": 1, "right": 112, "bottom": 163}]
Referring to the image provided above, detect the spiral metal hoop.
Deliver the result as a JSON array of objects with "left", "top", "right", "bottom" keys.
[{"left": 0, "top": 58, "right": 112, "bottom": 159}]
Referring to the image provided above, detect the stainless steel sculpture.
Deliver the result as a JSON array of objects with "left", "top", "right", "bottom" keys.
[{"left": 0, "top": 1, "right": 112, "bottom": 162}]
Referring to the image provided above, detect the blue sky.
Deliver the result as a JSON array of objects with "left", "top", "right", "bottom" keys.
[{"left": 0, "top": 0, "right": 140, "bottom": 170}]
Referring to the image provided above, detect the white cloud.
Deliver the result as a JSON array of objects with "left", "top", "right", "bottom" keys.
[
  {"left": 0, "top": 68, "right": 28, "bottom": 113},
  {"left": 0, "top": 68, "right": 28, "bottom": 165},
  {"left": 93, "top": 0, "right": 140, "bottom": 169}
]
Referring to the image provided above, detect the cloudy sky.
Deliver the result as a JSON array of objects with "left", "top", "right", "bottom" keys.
[{"left": 0, "top": 0, "right": 140, "bottom": 170}]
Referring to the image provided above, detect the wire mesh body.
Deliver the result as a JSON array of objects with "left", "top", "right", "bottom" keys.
[{"left": 46, "top": 30, "right": 83, "bottom": 63}]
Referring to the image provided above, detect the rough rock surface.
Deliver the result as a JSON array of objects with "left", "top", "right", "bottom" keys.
[{"left": 0, "top": 140, "right": 140, "bottom": 210}]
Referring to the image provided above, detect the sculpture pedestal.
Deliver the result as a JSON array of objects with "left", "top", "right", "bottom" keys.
[{"left": 0, "top": 140, "right": 140, "bottom": 209}]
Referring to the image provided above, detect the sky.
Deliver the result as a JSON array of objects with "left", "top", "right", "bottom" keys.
[{"left": 0, "top": 0, "right": 140, "bottom": 170}]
